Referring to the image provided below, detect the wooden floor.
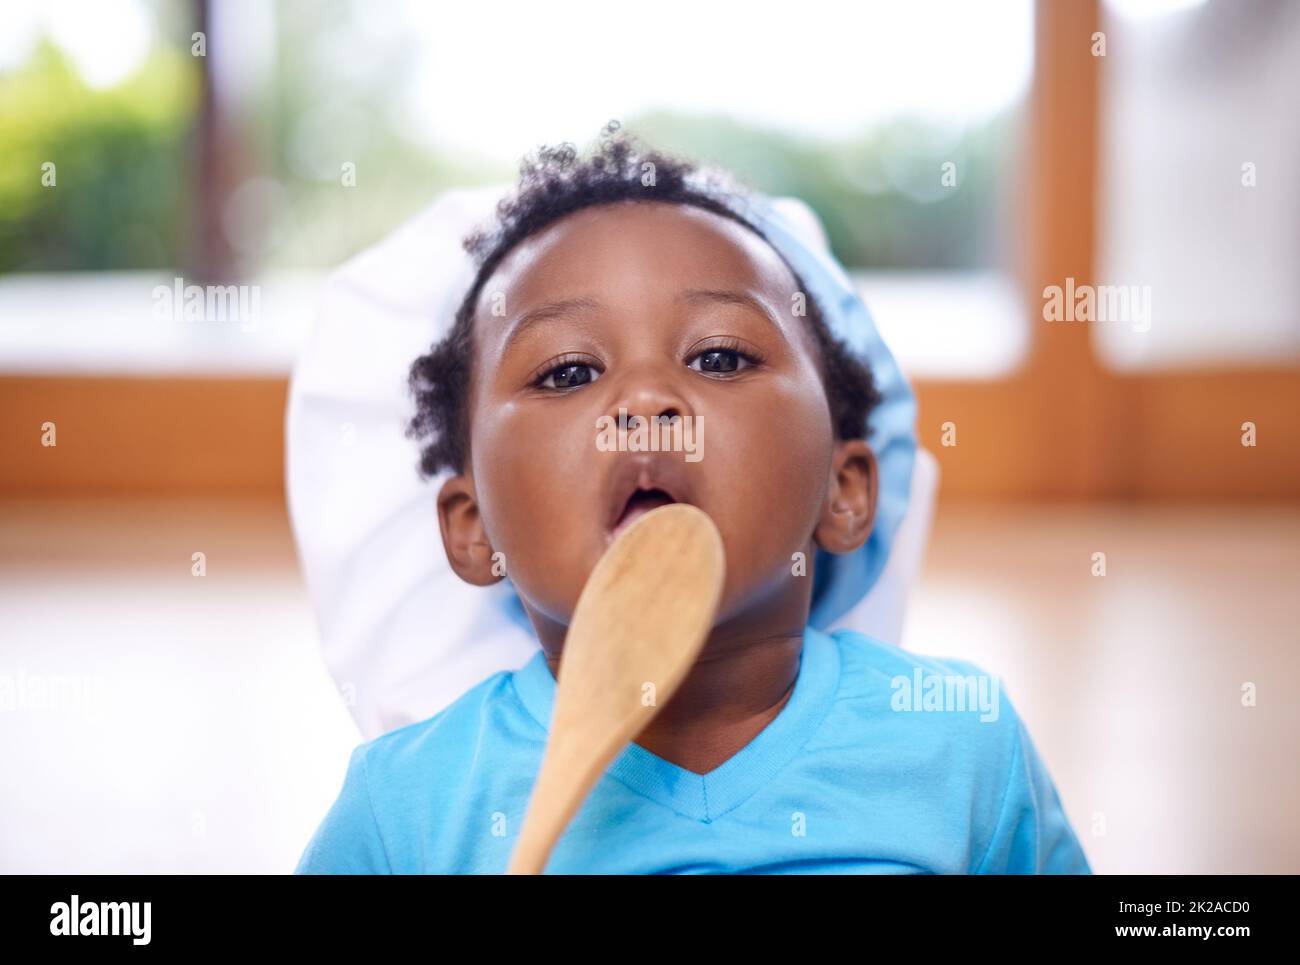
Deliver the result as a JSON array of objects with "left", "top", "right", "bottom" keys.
[
  {"left": 1, "top": 496, "right": 1296, "bottom": 873},
  {"left": 912, "top": 501, "right": 1300, "bottom": 875}
]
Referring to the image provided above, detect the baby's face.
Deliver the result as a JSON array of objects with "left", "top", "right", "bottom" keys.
[{"left": 441, "top": 200, "right": 874, "bottom": 640}]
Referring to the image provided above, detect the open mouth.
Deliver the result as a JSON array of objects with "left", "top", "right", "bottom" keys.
[
  {"left": 609, "top": 487, "right": 677, "bottom": 541},
  {"left": 601, "top": 457, "right": 694, "bottom": 546}
]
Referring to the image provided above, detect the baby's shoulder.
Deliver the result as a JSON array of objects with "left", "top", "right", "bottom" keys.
[
  {"left": 825, "top": 626, "right": 1003, "bottom": 688},
  {"left": 353, "top": 666, "right": 529, "bottom": 795},
  {"left": 822, "top": 627, "right": 1025, "bottom": 745}
]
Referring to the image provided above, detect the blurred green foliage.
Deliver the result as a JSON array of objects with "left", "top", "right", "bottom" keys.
[
  {"left": 253, "top": 0, "right": 502, "bottom": 270},
  {"left": 0, "top": 41, "right": 198, "bottom": 272},
  {"left": 0, "top": 5, "right": 1018, "bottom": 274},
  {"left": 628, "top": 111, "right": 1021, "bottom": 270}
]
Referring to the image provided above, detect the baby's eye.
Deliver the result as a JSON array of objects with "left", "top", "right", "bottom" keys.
[
  {"left": 538, "top": 361, "right": 601, "bottom": 390},
  {"left": 687, "top": 347, "right": 756, "bottom": 376}
]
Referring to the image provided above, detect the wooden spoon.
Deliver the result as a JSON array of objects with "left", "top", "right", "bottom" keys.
[{"left": 506, "top": 502, "right": 725, "bottom": 874}]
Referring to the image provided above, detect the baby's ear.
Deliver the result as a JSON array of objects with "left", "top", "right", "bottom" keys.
[
  {"left": 813, "top": 439, "right": 878, "bottom": 555},
  {"left": 437, "top": 474, "right": 504, "bottom": 586}
]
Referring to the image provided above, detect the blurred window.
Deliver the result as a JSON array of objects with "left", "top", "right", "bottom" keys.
[
  {"left": 1095, "top": 0, "right": 1300, "bottom": 370},
  {"left": 0, "top": 0, "right": 1035, "bottom": 378}
]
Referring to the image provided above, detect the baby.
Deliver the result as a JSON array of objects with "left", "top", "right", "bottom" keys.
[{"left": 295, "top": 124, "right": 1092, "bottom": 874}]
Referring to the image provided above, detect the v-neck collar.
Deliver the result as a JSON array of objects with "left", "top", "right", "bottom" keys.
[{"left": 510, "top": 624, "right": 842, "bottom": 823}]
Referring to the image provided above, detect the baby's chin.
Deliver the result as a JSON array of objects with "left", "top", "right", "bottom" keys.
[
  {"left": 713, "top": 554, "right": 814, "bottom": 627},
  {"left": 499, "top": 487, "right": 816, "bottom": 640},
  {"left": 509, "top": 543, "right": 800, "bottom": 642},
  {"left": 517, "top": 548, "right": 811, "bottom": 651}
]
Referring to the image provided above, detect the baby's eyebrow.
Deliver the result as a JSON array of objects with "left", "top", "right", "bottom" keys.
[
  {"left": 678, "top": 288, "right": 781, "bottom": 331},
  {"left": 500, "top": 296, "right": 601, "bottom": 354},
  {"left": 499, "top": 287, "right": 782, "bottom": 355}
]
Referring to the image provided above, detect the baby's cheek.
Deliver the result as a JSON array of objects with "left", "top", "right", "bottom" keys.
[
  {"left": 471, "top": 408, "right": 590, "bottom": 615},
  {"left": 706, "top": 380, "right": 832, "bottom": 601}
]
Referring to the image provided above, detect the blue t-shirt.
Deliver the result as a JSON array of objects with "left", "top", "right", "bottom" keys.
[{"left": 295, "top": 625, "right": 1092, "bottom": 874}]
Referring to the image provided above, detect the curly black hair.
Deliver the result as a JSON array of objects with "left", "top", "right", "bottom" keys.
[{"left": 406, "top": 121, "right": 881, "bottom": 479}]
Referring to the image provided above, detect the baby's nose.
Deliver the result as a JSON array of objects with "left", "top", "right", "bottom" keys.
[
  {"left": 618, "top": 406, "right": 683, "bottom": 431},
  {"left": 607, "top": 372, "right": 693, "bottom": 430}
]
